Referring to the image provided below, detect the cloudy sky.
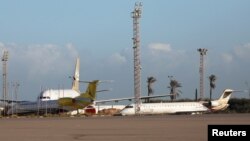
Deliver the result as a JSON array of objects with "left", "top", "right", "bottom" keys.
[{"left": 0, "top": 0, "right": 250, "bottom": 102}]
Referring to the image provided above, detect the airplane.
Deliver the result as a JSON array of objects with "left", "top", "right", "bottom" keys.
[
  {"left": 7, "top": 78, "right": 171, "bottom": 115},
  {"left": 5, "top": 57, "right": 81, "bottom": 115},
  {"left": 38, "top": 57, "right": 81, "bottom": 101},
  {"left": 58, "top": 80, "right": 100, "bottom": 111},
  {"left": 5, "top": 58, "right": 171, "bottom": 116},
  {"left": 6, "top": 80, "right": 99, "bottom": 115},
  {"left": 1, "top": 57, "right": 81, "bottom": 115},
  {"left": 120, "top": 89, "right": 239, "bottom": 116},
  {"left": 57, "top": 80, "right": 172, "bottom": 115}
]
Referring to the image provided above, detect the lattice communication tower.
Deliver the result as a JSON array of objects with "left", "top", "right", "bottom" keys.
[
  {"left": 131, "top": 2, "right": 142, "bottom": 115},
  {"left": 2, "top": 50, "right": 9, "bottom": 115},
  {"left": 197, "top": 48, "right": 207, "bottom": 100}
]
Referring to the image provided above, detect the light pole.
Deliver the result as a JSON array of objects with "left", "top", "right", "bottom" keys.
[
  {"left": 197, "top": 48, "right": 208, "bottom": 100},
  {"left": 2, "top": 50, "right": 9, "bottom": 116},
  {"left": 132, "top": 2, "right": 142, "bottom": 115}
]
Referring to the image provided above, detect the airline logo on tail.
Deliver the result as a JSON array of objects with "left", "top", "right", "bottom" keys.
[{"left": 72, "top": 57, "right": 80, "bottom": 92}]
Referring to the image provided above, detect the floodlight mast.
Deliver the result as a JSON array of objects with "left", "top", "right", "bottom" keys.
[
  {"left": 197, "top": 48, "right": 207, "bottom": 100},
  {"left": 2, "top": 50, "right": 9, "bottom": 115},
  {"left": 131, "top": 2, "right": 142, "bottom": 115}
]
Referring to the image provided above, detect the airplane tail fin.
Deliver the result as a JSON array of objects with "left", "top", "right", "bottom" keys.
[
  {"left": 217, "top": 89, "right": 234, "bottom": 104},
  {"left": 82, "top": 80, "right": 100, "bottom": 101},
  {"left": 58, "top": 80, "right": 100, "bottom": 109},
  {"left": 72, "top": 57, "right": 80, "bottom": 92},
  {"left": 209, "top": 89, "right": 234, "bottom": 111}
]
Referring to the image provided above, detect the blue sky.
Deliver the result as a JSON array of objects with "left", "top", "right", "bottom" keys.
[{"left": 0, "top": 0, "right": 250, "bottom": 101}]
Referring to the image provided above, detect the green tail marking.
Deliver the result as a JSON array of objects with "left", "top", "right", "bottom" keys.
[{"left": 81, "top": 80, "right": 100, "bottom": 100}]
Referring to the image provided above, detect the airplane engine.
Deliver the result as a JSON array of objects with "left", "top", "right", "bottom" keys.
[
  {"left": 58, "top": 98, "right": 75, "bottom": 106},
  {"left": 209, "top": 101, "right": 220, "bottom": 107}
]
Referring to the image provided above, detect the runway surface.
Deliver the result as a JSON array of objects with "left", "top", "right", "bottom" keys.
[{"left": 0, "top": 113, "right": 250, "bottom": 141}]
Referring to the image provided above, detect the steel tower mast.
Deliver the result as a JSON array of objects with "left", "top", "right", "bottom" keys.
[
  {"left": 131, "top": 2, "right": 142, "bottom": 115},
  {"left": 197, "top": 48, "right": 207, "bottom": 100},
  {"left": 2, "top": 50, "right": 9, "bottom": 115}
]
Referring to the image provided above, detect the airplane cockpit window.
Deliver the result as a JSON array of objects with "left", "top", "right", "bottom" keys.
[
  {"left": 125, "top": 105, "right": 133, "bottom": 108},
  {"left": 39, "top": 96, "right": 50, "bottom": 100}
]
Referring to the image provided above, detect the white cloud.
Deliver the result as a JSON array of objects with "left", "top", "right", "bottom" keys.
[
  {"left": 0, "top": 42, "right": 82, "bottom": 100},
  {"left": 221, "top": 53, "right": 233, "bottom": 64},
  {"left": 234, "top": 43, "right": 250, "bottom": 59},
  {"left": 66, "top": 43, "right": 79, "bottom": 58},
  {"left": 0, "top": 42, "right": 78, "bottom": 79},
  {"left": 107, "top": 52, "right": 127, "bottom": 65},
  {"left": 148, "top": 43, "right": 172, "bottom": 54},
  {"left": 0, "top": 42, "right": 5, "bottom": 48},
  {"left": 104, "top": 48, "right": 131, "bottom": 67},
  {"left": 147, "top": 42, "right": 187, "bottom": 62},
  {"left": 142, "top": 42, "right": 192, "bottom": 77},
  {"left": 220, "top": 43, "right": 250, "bottom": 64}
]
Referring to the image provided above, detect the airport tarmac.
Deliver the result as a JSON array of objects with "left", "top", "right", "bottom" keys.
[{"left": 0, "top": 113, "right": 250, "bottom": 141}]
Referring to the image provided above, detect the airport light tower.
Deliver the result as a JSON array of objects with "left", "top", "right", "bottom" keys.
[
  {"left": 197, "top": 48, "right": 207, "bottom": 100},
  {"left": 131, "top": 2, "right": 142, "bottom": 115},
  {"left": 2, "top": 50, "right": 9, "bottom": 114}
]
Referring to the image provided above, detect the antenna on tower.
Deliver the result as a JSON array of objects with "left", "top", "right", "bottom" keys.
[
  {"left": 197, "top": 48, "right": 207, "bottom": 100},
  {"left": 131, "top": 2, "right": 142, "bottom": 115},
  {"left": 2, "top": 50, "right": 9, "bottom": 116}
]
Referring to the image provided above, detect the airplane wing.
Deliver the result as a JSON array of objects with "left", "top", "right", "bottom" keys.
[
  {"left": 95, "top": 94, "right": 172, "bottom": 104},
  {"left": 0, "top": 99, "right": 28, "bottom": 103}
]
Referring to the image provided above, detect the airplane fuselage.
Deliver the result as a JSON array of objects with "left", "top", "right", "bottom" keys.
[
  {"left": 120, "top": 89, "right": 235, "bottom": 116},
  {"left": 120, "top": 102, "right": 209, "bottom": 116},
  {"left": 38, "top": 89, "right": 80, "bottom": 101},
  {"left": 7, "top": 100, "right": 62, "bottom": 115}
]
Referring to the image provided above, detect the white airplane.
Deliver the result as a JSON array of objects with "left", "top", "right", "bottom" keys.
[
  {"left": 6, "top": 57, "right": 81, "bottom": 115},
  {"left": 120, "top": 89, "right": 238, "bottom": 116},
  {"left": 38, "top": 57, "right": 81, "bottom": 101},
  {"left": 63, "top": 93, "right": 173, "bottom": 116}
]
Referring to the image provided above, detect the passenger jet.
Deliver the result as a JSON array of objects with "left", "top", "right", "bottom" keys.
[{"left": 120, "top": 89, "right": 239, "bottom": 116}]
